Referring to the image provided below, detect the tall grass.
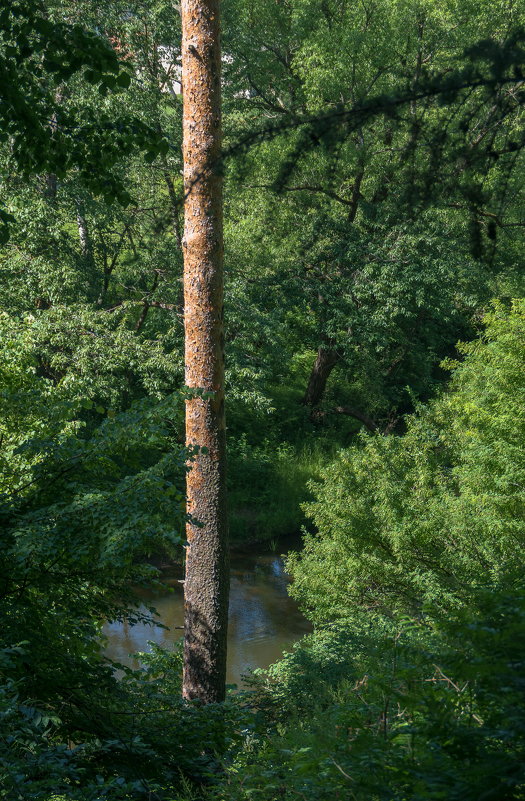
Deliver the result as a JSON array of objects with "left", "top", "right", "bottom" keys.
[{"left": 227, "top": 436, "right": 331, "bottom": 545}]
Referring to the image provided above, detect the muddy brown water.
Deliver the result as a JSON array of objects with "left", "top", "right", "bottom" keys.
[{"left": 103, "top": 542, "right": 312, "bottom": 688}]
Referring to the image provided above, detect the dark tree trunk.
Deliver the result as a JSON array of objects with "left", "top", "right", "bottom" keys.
[
  {"left": 303, "top": 345, "right": 380, "bottom": 432},
  {"left": 162, "top": 164, "right": 184, "bottom": 251},
  {"left": 302, "top": 345, "right": 339, "bottom": 408},
  {"left": 44, "top": 173, "right": 57, "bottom": 200},
  {"left": 181, "top": 0, "right": 229, "bottom": 704}
]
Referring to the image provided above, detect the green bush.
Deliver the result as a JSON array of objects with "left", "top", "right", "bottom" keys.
[
  {"left": 213, "top": 301, "right": 525, "bottom": 801},
  {"left": 288, "top": 300, "right": 525, "bottom": 624},
  {"left": 219, "top": 582, "right": 525, "bottom": 801}
]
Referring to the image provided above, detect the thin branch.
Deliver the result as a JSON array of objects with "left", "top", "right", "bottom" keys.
[{"left": 247, "top": 183, "right": 357, "bottom": 207}]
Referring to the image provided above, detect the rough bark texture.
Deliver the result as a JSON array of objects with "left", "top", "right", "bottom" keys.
[{"left": 181, "top": 0, "right": 229, "bottom": 704}]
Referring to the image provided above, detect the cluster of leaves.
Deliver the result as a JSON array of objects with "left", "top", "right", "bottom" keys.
[
  {"left": 0, "top": 0, "right": 171, "bottom": 240},
  {"left": 288, "top": 300, "right": 525, "bottom": 624},
  {"left": 224, "top": 1, "right": 525, "bottom": 206},
  {"left": 0, "top": 641, "right": 247, "bottom": 800},
  {"left": 221, "top": 0, "right": 525, "bottom": 452}
]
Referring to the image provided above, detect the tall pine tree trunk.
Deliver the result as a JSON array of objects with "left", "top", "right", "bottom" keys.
[{"left": 181, "top": 0, "right": 229, "bottom": 703}]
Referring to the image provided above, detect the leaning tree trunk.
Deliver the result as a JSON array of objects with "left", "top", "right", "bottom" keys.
[
  {"left": 302, "top": 343, "right": 339, "bottom": 408},
  {"left": 181, "top": 0, "right": 229, "bottom": 703}
]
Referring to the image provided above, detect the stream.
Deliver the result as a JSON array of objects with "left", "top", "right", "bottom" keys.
[{"left": 103, "top": 541, "right": 312, "bottom": 688}]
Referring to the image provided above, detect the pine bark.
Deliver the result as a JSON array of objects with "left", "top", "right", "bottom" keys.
[{"left": 181, "top": 0, "right": 229, "bottom": 703}]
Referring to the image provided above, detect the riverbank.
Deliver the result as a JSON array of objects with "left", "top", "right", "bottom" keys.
[{"left": 228, "top": 440, "right": 331, "bottom": 546}]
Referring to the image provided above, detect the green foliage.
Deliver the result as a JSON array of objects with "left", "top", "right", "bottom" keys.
[
  {"left": 0, "top": 306, "right": 206, "bottom": 798},
  {"left": 288, "top": 300, "right": 525, "bottom": 623},
  {"left": 207, "top": 300, "right": 525, "bottom": 801},
  {"left": 0, "top": 641, "right": 246, "bottom": 800},
  {"left": 228, "top": 437, "right": 329, "bottom": 542},
  {"left": 0, "top": 370, "right": 242, "bottom": 798},
  {"left": 0, "top": 0, "right": 169, "bottom": 227},
  {"left": 222, "top": 0, "right": 525, "bottom": 435},
  {"left": 219, "top": 581, "right": 525, "bottom": 801},
  {"left": 1, "top": 1, "right": 525, "bottom": 798}
]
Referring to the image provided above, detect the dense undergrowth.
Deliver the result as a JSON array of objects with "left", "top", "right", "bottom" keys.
[
  {"left": 3, "top": 302, "right": 525, "bottom": 800},
  {"left": 228, "top": 438, "right": 331, "bottom": 543},
  {"left": 220, "top": 585, "right": 525, "bottom": 801}
]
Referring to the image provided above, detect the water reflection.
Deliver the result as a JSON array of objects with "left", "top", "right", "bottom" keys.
[{"left": 103, "top": 548, "right": 312, "bottom": 688}]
